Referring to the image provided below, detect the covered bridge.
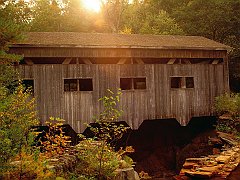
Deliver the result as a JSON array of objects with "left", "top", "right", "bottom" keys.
[{"left": 10, "top": 32, "right": 230, "bottom": 133}]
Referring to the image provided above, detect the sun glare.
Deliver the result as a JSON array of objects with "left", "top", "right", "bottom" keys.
[{"left": 82, "top": 0, "right": 102, "bottom": 12}]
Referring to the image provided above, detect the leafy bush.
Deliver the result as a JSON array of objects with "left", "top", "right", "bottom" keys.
[
  {"left": 90, "top": 89, "right": 129, "bottom": 143},
  {"left": 74, "top": 89, "right": 133, "bottom": 179},
  {"left": 40, "top": 117, "right": 71, "bottom": 157},
  {"left": 0, "top": 84, "right": 38, "bottom": 171},
  {"left": 215, "top": 93, "right": 240, "bottom": 116},
  {"left": 75, "top": 139, "right": 120, "bottom": 179},
  {"left": 2, "top": 148, "right": 54, "bottom": 180},
  {"left": 215, "top": 93, "right": 240, "bottom": 138}
]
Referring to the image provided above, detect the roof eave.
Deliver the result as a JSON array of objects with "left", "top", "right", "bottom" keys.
[{"left": 10, "top": 44, "right": 231, "bottom": 51}]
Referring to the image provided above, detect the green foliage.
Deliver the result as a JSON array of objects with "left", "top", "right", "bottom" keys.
[
  {"left": 97, "top": 89, "right": 123, "bottom": 123},
  {"left": 75, "top": 89, "right": 133, "bottom": 179},
  {"left": 121, "top": 1, "right": 184, "bottom": 35},
  {"left": 138, "top": 10, "right": 184, "bottom": 35},
  {"left": 0, "top": 0, "right": 29, "bottom": 51},
  {"left": 215, "top": 93, "right": 240, "bottom": 116},
  {"left": 75, "top": 139, "right": 120, "bottom": 179},
  {"left": 30, "top": 0, "right": 65, "bottom": 32},
  {"left": 0, "top": 85, "right": 38, "bottom": 166},
  {"left": 1, "top": 148, "right": 54, "bottom": 180},
  {"left": 215, "top": 93, "right": 240, "bottom": 138},
  {"left": 91, "top": 89, "right": 129, "bottom": 143}
]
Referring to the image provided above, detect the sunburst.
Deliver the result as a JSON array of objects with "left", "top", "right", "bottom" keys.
[{"left": 81, "top": 0, "right": 102, "bottom": 12}]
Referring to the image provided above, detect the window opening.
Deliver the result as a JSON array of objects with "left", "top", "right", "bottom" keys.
[
  {"left": 22, "top": 79, "right": 34, "bottom": 93},
  {"left": 120, "top": 78, "right": 146, "bottom": 90},
  {"left": 64, "top": 79, "right": 93, "bottom": 92},
  {"left": 79, "top": 79, "right": 93, "bottom": 91},
  {"left": 134, "top": 78, "right": 146, "bottom": 89},
  {"left": 171, "top": 77, "right": 194, "bottom": 89},
  {"left": 64, "top": 79, "right": 78, "bottom": 91},
  {"left": 120, "top": 78, "right": 132, "bottom": 90},
  {"left": 186, "top": 77, "right": 194, "bottom": 88},
  {"left": 171, "top": 77, "right": 182, "bottom": 88}
]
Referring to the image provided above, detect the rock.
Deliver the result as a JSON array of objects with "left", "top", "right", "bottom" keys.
[
  {"left": 217, "top": 132, "right": 238, "bottom": 146},
  {"left": 209, "top": 137, "right": 223, "bottom": 146},
  {"left": 185, "top": 171, "right": 213, "bottom": 178},
  {"left": 219, "top": 114, "right": 233, "bottom": 120},
  {"left": 182, "top": 162, "right": 197, "bottom": 169},
  {"left": 215, "top": 155, "right": 231, "bottom": 164},
  {"left": 186, "top": 157, "right": 207, "bottom": 163},
  {"left": 114, "top": 168, "right": 138, "bottom": 180},
  {"left": 134, "top": 171, "right": 140, "bottom": 180},
  {"left": 198, "top": 166, "right": 219, "bottom": 172}
]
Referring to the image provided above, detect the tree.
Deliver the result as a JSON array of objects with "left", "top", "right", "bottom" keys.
[
  {"left": 120, "top": 0, "right": 184, "bottom": 35},
  {"left": 138, "top": 10, "right": 184, "bottom": 35},
  {"left": 30, "top": 0, "right": 65, "bottom": 31},
  {"left": 101, "top": 0, "right": 129, "bottom": 33},
  {"left": 0, "top": 0, "right": 38, "bottom": 172},
  {"left": 0, "top": 0, "right": 27, "bottom": 87},
  {"left": 168, "top": 0, "right": 240, "bottom": 91}
]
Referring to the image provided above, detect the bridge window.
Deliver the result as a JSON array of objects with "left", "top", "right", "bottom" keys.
[
  {"left": 79, "top": 79, "right": 93, "bottom": 91},
  {"left": 171, "top": 77, "right": 194, "bottom": 89},
  {"left": 64, "top": 79, "right": 93, "bottom": 92},
  {"left": 171, "top": 77, "right": 182, "bottom": 88},
  {"left": 120, "top": 78, "right": 132, "bottom": 90},
  {"left": 186, "top": 77, "right": 194, "bottom": 88},
  {"left": 134, "top": 78, "right": 146, "bottom": 89},
  {"left": 120, "top": 78, "right": 146, "bottom": 90},
  {"left": 64, "top": 79, "right": 78, "bottom": 91},
  {"left": 22, "top": 79, "right": 34, "bottom": 93}
]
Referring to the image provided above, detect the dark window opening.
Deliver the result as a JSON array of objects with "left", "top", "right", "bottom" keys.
[
  {"left": 64, "top": 79, "right": 78, "bottom": 91},
  {"left": 134, "top": 78, "right": 146, "bottom": 89},
  {"left": 64, "top": 79, "right": 93, "bottom": 92},
  {"left": 171, "top": 77, "right": 194, "bottom": 89},
  {"left": 186, "top": 77, "right": 194, "bottom": 88},
  {"left": 120, "top": 78, "right": 146, "bottom": 90},
  {"left": 171, "top": 77, "right": 182, "bottom": 88},
  {"left": 22, "top": 79, "right": 34, "bottom": 93},
  {"left": 79, "top": 79, "right": 93, "bottom": 91},
  {"left": 120, "top": 78, "right": 132, "bottom": 90}
]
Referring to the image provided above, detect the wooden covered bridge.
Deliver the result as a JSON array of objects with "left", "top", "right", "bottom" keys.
[{"left": 10, "top": 32, "right": 230, "bottom": 133}]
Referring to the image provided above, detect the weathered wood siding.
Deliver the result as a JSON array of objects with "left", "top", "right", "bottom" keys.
[
  {"left": 11, "top": 47, "right": 226, "bottom": 59},
  {"left": 19, "top": 64, "right": 228, "bottom": 132}
]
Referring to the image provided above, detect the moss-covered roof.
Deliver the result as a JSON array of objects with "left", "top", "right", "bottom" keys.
[{"left": 14, "top": 32, "right": 231, "bottom": 50}]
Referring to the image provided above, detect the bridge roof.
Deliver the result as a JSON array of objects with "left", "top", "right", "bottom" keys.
[{"left": 13, "top": 32, "right": 231, "bottom": 51}]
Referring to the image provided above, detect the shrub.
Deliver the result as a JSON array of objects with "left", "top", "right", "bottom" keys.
[
  {"left": 75, "top": 89, "right": 133, "bottom": 179},
  {"left": 40, "top": 117, "right": 71, "bottom": 157},
  {"left": 215, "top": 93, "right": 240, "bottom": 116},
  {"left": 0, "top": 84, "right": 38, "bottom": 173},
  {"left": 1, "top": 148, "right": 54, "bottom": 180},
  {"left": 75, "top": 139, "right": 120, "bottom": 179},
  {"left": 215, "top": 93, "right": 240, "bottom": 138}
]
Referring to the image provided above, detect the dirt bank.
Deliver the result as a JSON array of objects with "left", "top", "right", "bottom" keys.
[{"left": 126, "top": 117, "right": 218, "bottom": 179}]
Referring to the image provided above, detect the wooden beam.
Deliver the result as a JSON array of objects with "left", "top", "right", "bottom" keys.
[
  {"left": 197, "top": 60, "right": 210, "bottom": 64},
  {"left": 135, "top": 58, "right": 145, "bottom": 64},
  {"left": 62, "top": 58, "right": 72, "bottom": 64},
  {"left": 24, "top": 59, "right": 34, "bottom": 65},
  {"left": 117, "top": 58, "right": 127, "bottom": 64},
  {"left": 82, "top": 58, "right": 92, "bottom": 64},
  {"left": 212, "top": 59, "right": 219, "bottom": 64},
  {"left": 167, "top": 58, "right": 176, "bottom": 64},
  {"left": 183, "top": 59, "right": 191, "bottom": 64}
]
